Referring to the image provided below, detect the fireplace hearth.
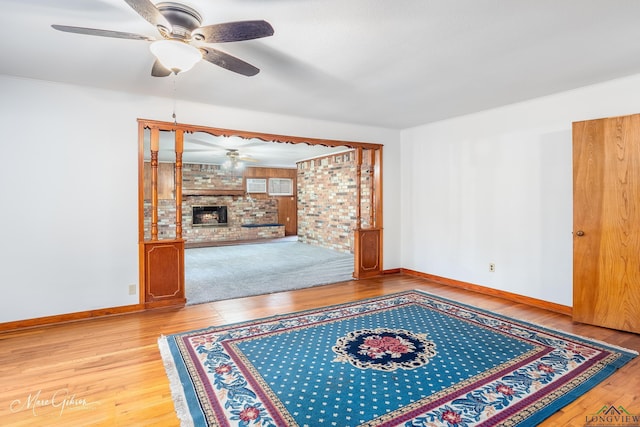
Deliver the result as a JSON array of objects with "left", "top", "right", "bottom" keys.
[{"left": 192, "top": 205, "right": 228, "bottom": 227}]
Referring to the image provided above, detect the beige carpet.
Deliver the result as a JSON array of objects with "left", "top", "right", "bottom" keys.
[{"left": 184, "top": 240, "right": 354, "bottom": 305}]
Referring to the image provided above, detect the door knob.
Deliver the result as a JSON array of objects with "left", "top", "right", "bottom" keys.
[{"left": 576, "top": 230, "right": 585, "bottom": 236}]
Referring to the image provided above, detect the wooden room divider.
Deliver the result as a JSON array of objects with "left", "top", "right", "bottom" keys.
[{"left": 137, "top": 119, "right": 384, "bottom": 308}]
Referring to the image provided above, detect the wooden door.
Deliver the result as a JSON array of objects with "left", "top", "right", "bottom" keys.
[
  {"left": 277, "top": 196, "right": 297, "bottom": 236},
  {"left": 573, "top": 114, "right": 640, "bottom": 333}
]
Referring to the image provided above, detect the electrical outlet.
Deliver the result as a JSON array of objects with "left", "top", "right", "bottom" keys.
[
  {"left": 128, "top": 284, "right": 137, "bottom": 295},
  {"left": 489, "top": 263, "right": 496, "bottom": 272}
]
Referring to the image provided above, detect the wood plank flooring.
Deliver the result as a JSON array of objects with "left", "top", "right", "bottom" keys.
[{"left": 1, "top": 274, "right": 638, "bottom": 426}]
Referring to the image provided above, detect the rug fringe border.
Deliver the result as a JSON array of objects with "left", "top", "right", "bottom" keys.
[
  {"left": 159, "top": 289, "right": 637, "bottom": 427},
  {"left": 412, "top": 289, "right": 639, "bottom": 356},
  {"left": 158, "top": 335, "right": 195, "bottom": 427}
]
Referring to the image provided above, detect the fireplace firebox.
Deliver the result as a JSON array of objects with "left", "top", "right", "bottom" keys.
[{"left": 192, "top": 205, "right": 228, "bottom": 227}]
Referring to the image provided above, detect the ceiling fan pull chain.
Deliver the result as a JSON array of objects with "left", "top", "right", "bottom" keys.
[{"left": 172, "top": 74, "right": 177, "bottom": 125}]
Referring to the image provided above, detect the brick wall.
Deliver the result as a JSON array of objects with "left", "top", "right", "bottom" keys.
[
  {"left": 182, "top": 196, "right": 280, "bottom": 243},
  {"left": 145, "top": 156, "right": 375, "bottom": 249},
  {"left": 182, "top": 163, "right": 243, "bottom": 191},
  {"left": 143, "top": 196, "right": 282, "bottom": 242},
  {"left": 144, "top": 163, "right": 284, "bottom": 243},
  {"left": 297, "top": 151, "right": 357, "bottom": 253}
]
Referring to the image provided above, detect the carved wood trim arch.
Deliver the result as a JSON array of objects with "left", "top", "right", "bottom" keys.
[
  {"left": 137, "top": 118, "right": 383, "bottom": 308},
  {"left": 137, "top": 118, "right": 383, "bottom": 150}
]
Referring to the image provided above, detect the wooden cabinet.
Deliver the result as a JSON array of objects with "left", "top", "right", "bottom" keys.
[
  {"left": 354, "top": 228, "right": 381, "bottom": 278},
  {"left": 573, "top": 114, "right": 640, "bottom": 333},
  {"left": 142, "top": 240, "right": 185, "bottom": 308}
]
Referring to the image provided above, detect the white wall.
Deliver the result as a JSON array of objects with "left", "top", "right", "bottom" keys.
[
  {"left": 8, "top": 70, "right": 638, "bottom": 323},
  {"left": 0, "top": 75, "right": 401, "bottom": 323},
  {"left": 401, "top": 73, "right": 640, "bottom": 307}
]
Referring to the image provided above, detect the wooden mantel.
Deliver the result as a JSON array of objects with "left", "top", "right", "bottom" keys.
[{"left": 182, "top": 189, "right": 245, "bottom": 196}]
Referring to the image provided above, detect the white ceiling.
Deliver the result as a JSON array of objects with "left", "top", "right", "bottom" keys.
[
  {"left": 4, "top": 1, "right": 640, "bottom": 145},
  {"left": 150, "top": 130, "right": 351, "bottom": 167}
]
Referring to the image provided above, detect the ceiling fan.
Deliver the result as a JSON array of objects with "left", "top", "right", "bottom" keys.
[
  {"left": 224, "top": 149, "right": 258, "bottom": 170},
  {"left": 52, "top": 0, "right": 274, "bottom": 76}
]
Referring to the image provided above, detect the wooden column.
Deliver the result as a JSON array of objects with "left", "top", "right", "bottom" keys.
[
  {"left": 374, "top": 148, "right": 383, "bottom": 229},
  {"left": 150, "top": 127, "right": 159, "bottom": 241},
  {"left": 355, "top": 147, "right": 363, "bottom": 229},
  {"left": 368, "top": 149, "right": 375, "bottom": 227},
  {"left": 140, "top": 123, "right": 185, "bottom": 309},
  {"left": 174, "top": 130, "right": 184, "bottom": 239},
  {"left": 354, "top": 147, "right": 382, "bottom": 279}
]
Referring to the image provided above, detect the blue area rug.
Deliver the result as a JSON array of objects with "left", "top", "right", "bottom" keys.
[{"left": 158, "top": 291, "right": 637, "bottom": 426}]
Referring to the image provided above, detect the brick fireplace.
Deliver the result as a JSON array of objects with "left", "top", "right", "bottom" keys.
[
  {"left": 144, "top": 152, "right": 366, "bottom": 252},
  {"left": 143, "top": 163, "right": 286, "bottom": 244},
  {"left": 192, "top": 205, "right": 228, "bottom": 227}
]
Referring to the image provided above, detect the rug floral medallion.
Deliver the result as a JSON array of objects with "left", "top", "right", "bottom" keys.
[
  {"left": 332, "top": 327, "right": 437, "bottom": 372},
  {"left": 158, "top": 290, "right": 637, "bottom": 427}
]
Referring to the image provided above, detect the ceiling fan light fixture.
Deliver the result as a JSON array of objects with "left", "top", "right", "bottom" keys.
[
  {"left": 222, "top": 159, "right": 244, "bottom": 170},
  {"left": 149, "top": 39, "right": 202, "bottom": 74}
]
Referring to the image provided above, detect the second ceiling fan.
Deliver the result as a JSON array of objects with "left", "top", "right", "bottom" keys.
[
  {"left": 224, "top": 149, "right": 258, "bottom": 170},
  {"left": 52, "top": 0, "right": 274, "bottom": 76}
]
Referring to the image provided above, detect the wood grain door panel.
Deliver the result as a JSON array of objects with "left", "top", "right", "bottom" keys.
[
  {"left": 573, "top": 115, "right": 640, "bottom": 333},
  {"left": 278, "top": 196, "right": 297, "bottom": 236}
]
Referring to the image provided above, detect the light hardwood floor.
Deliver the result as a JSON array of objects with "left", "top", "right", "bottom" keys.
[{"left": 1, "top": 274, "right": 638, "bottom": 426}]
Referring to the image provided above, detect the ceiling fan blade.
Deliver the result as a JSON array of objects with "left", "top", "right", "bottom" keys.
[
  {"left": 183, "top": 146, "right": 227, "bottom": 152},
  {"left": 186, "top": 138, "right": 221, "bottom": 148},
  {"left": 123, "top": 0, "right": 172, "bottom": 31},
  {"left": 239, "top": 157, "right": 259, "bottom": 163},
  {"left": 151, "top": 59, "right": 172, "bottom": 77},
  {"left": 51, "top": 24, "right": 153, "bottom": 41},
  {"left": 194, "top": 20, "right": 274, "bottom": 43},
  {"left": 201, "top": 48, "right": 259, "bottom": 76}
]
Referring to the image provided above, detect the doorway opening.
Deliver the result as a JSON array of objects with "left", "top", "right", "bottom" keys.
[{"left": 138, "top": 119, "right": 383, "bottom": 308}]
